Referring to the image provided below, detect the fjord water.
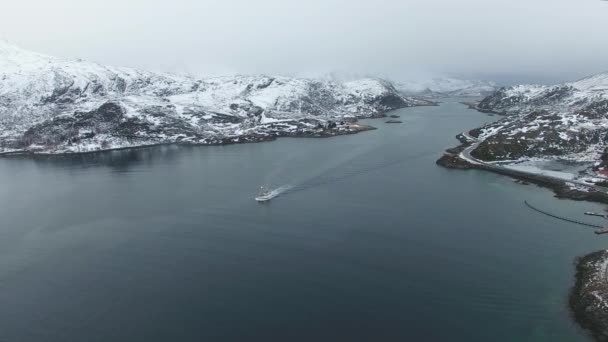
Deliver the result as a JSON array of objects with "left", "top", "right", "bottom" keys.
[{"left": 0, "top": 99, "right": 604, "bottom": 342}]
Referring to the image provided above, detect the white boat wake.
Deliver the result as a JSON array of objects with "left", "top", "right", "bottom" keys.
[
  {"left": 256, "top": 153, "right": 426, "bottom": 202},
  {"left": 256, "top": 147, "right": 432, "bottom": 203},
  {"left": 255, "top": 185, "right": 292, "bottom": 202},
  {"left": 269, "top": 185, "right": 292, "bottom": 197}
]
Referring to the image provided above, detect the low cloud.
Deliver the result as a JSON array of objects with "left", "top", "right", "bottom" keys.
[{"left": 2, "top": 0, "right": 607, "bottom": 84}]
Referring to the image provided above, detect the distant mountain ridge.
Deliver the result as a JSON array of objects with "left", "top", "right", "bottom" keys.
[
  {"left": 0, "top": 42, "right": 433, "bottom": 154},
  {"left": 395, "top": 78, "right": 497, "bottom": 97}
]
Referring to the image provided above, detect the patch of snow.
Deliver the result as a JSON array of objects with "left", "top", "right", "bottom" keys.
[{"left": 504, "top": 164, "right": 576, "bottom": 180}]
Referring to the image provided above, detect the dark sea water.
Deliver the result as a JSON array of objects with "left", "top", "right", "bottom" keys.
[{"left": 0, "top": 99, "right": 604, "bottom": 341}]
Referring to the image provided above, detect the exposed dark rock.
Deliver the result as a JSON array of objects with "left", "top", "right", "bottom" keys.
[
  {"left": 580, "top": 100, "right": 608, "bottom": 119},
  {"left": 21, "top": 102, "right": 128, "bottom": 147},
  {"left": 436, "top": 154, "right": 475, "bottom": 169},
  {"left": 95, "top": 102, "right": 125, "bottom": 122},
  {"left": 379, "top": 93, "right": 408, "bottom": 109},
  {"left": 570, "top": 250, "right": 608, "bottom": 342}
]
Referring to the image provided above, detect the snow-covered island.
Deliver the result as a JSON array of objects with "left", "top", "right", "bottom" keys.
[
  {"left": 0, "top": 42, "right": 435, "bottom": 155},
  {"left": 438, "top": 72, "right": 608, "bottom": 201}
]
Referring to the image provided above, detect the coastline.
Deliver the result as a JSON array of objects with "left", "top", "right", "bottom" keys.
[
  {"left": 438, "top": 102, "right": 608, "bottom": 204},
  {"left": 0, "top": 119, "right": 379, "bottom": 158},
  {"left": 459, "top": 101, "right": 506, "bottom": 115},
  {"left": 439, "top": 155, "right": 608, "bottom": 342},
  {"left": 437, "top": 152, "right": 608, "bottom": 204},
  {"left": 441, "top": 103, "right": 608, "bottom": 341},
  {"left": 570, "top": 250, "right": 608, "bottom": 342}
]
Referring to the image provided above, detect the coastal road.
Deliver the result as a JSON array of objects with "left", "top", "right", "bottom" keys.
[
  {"left": 454, "top": 132, "right": 608, "bottom": 194},
  {"left": 459, "top": 134, "right": 483, "bottom": 166}
]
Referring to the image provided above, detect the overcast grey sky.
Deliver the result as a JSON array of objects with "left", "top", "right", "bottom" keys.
[{"left": 1, "top": 0, "right": 607, "bottom": 84}]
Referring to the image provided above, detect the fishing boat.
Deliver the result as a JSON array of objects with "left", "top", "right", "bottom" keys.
[{"left": 255, "top": 186, "right": 273, "bottom": 202}]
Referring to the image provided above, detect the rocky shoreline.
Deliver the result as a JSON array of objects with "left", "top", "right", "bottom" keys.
[
  {"left": 570, "top": 250, "right": 608, "bottom": 342},
  {"left": 438, "top": 137, "right": 608, "bottom": 342},
  {"left": 0, "top": 120, "right": 377, "bottom": 157}
]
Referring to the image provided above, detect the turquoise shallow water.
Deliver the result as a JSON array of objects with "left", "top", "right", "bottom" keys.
[{"left": 0, "top": 99, "right": 603, "bottom": 341}]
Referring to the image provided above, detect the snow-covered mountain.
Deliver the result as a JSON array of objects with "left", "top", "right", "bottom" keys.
[
  {"left": 477, "top": 73, "right": 608, "bottom": 115},
  {"left": 0, "top": 42, "right": 431, "bottom": 154},
  {"left": 395, "top": 78, "right": 497, "bottom": 98},
  {"left": 464, "top": 72, "right": 608, "bottom": 177}
]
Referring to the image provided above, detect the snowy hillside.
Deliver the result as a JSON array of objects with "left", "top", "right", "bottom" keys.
[
  {"left": 465, "top": 72, "right": 608, "bottom": 180},
  {"left": 0, "top": 42, "right": 432, "bottom": 154},
  {"left": 395, "top": 78, "right": 497, "bottom": 97}
]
